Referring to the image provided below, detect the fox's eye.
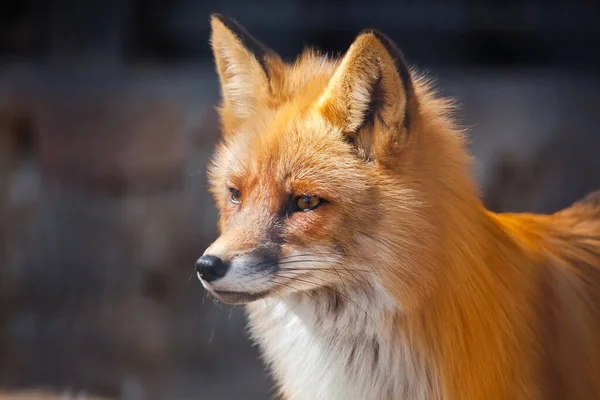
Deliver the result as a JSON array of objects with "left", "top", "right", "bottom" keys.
[
  {"left": 295, "top": 195, "right": 322, "bottom": 212},
  {"left": 229, "top": 188, "right": 241, "bottom": 204}
]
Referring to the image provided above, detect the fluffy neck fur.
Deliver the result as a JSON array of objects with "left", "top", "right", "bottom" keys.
[{"left": 247, "top": 281, "right": 429, "bottom": 400}]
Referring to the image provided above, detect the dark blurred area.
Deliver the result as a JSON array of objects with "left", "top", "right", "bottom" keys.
[{"left": 0, "top": 0, "right": 599, "bottom": 399}]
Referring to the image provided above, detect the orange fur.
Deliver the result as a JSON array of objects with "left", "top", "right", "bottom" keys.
[{"left": 201, "top": 14, "right": 600, "bottom": 400}]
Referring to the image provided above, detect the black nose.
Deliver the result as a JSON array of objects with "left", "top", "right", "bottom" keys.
[{"left": 196, "top": 255, "right": 230, "bottom": 282}]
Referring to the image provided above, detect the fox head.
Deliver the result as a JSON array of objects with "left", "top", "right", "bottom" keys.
[{"left": 197, "top": 15, "right": 476, "bottom": 310}]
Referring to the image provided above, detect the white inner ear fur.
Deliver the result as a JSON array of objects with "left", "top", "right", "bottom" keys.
[
  {"left": 218, "top": 44, "right": 267, "bottom": 119},
  {"left": 318, "top": 57, "right": 380, "bottom": 132}
]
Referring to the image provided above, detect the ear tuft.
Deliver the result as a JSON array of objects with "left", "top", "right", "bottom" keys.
[{"left": 211, "top": 14, "right": 273, "bottom": 78}]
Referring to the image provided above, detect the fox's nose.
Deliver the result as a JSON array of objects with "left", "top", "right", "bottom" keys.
[{"left": 196, "top": 255, "right": 230, "bottom": 282}]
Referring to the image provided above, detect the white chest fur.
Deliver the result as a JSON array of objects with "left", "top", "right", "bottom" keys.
[{"left": 246, "top": 288, "right": 433, "bottom": 400}]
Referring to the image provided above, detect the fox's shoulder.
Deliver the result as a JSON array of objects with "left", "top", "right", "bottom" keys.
[
  {"left": 499, "top": 189, "right": 600, "bottom": 295},
  {"left": 547, "top": 189, "right": 600, "bottom": 297},
  {"left": 563, "top": 189, "right": 600, "bottom": 220},
  {"left": 553, "top": 189, "right": 600, "bottom": 239},
  {"left": 577, "top": 189, "right": 600, "bottom": 208}
]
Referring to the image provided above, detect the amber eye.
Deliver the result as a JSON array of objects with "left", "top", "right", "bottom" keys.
[
  {"left": 295, "top": 195, "right": 322, "bottom": 212},
  {"left": 229, "top": 188, "right": 241, "bottom": 204}
]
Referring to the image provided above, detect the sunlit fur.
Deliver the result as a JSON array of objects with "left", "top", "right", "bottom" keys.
[{"left": 202, "top": 14, "right": 600, "bottom": 400}]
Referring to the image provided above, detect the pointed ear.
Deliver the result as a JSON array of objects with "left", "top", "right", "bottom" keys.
[
  {"left": 210, "top": 14, "right": 282, "bottom": 123},
  {"left": 317, "top": 30, "right": 416, "bottom": 136}
]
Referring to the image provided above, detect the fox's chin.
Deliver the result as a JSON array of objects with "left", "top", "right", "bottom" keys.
[{"left": 208, "top": 289, "right": 272, "bottom": 305}]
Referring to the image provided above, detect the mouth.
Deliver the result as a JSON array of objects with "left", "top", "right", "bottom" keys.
[{"left": 207, "top": 289, "right": 272, "bottom": 305}]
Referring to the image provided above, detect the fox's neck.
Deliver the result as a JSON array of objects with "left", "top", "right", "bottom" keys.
[
  {"left": 413, "top": 203, "right": 540, "bottom": 399},
  {"left": 247, "top": 279, "right": 437, "bottom": 399}
]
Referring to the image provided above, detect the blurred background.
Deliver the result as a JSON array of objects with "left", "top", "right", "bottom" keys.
[{"left": 0, "top": 0, "right": 599, "bottom": 399}]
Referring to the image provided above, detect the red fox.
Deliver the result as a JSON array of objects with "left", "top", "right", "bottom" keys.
[{"left": 196, "top": 14, "right": 600, "bottom": 400}]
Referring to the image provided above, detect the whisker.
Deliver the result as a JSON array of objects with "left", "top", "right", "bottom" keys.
[
  {"left": 264, "top": 275, "right": 295, "bottom": 312},
  {"left": 272, "top": 274, "right": 383, "bottom": 336},
  {"left": 272, "top": 279, "right": 324, "bottom": 308},
  {"left": 219, "top": 143, "right": 250, "bottom": 176},
  {"left": 277, "top": 262, "right": 380, "bottom": 275},
  {"left": 277, "top": 269, "right": 379, "bottom": 280},
  {"left": 244, "top": 250, "right": 383, "bottom": 274},
  {"left": 208, "top": 294, "right": 223, "bottom": 308},
  {"left": 356, "top": 229, "right": 400, "bottom": 255},
  {"left": 337, "top": 263, "right": 372, "bottom": 301},
  {"left": 230, "top": 150, "right": 250, "bottom": 176},
  {"left": 276, "top": 252, "right": 373, "bottom": 262}
]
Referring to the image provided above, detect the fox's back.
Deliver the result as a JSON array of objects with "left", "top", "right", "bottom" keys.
[{"left": 497, "top": 190, "right": 600, "bottom": 398}]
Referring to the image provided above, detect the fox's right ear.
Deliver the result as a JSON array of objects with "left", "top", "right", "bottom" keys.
[{"left": 210, "top": 14, "right": 282, "bottom": 127}]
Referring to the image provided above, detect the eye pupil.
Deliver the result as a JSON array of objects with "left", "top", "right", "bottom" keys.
[
  {"left": 295, "top": 195, "right": 322, "bottom": 212},
  {"left": 229, "top": 188, "right": 241, "bottom": 204}
]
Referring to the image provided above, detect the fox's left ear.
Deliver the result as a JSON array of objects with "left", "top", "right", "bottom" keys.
[
  {"left": 210, "top": 14, "right": 282, "bottom": 125},
  {"left": 317, "top": 30, "right": 417, "bottom": 140}
]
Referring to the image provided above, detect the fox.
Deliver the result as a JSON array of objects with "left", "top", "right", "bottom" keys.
[{"left": 196, "top": 14, "right": 600, "bottom": 400}]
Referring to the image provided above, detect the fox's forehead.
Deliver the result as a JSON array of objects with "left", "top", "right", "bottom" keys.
[{"left": 214, "top": 110, "right": 369, "bottom": 201}]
